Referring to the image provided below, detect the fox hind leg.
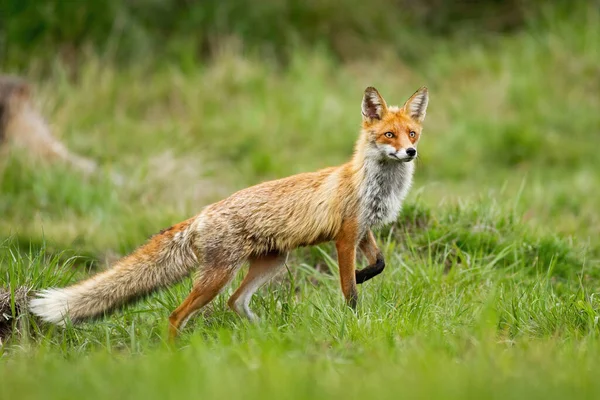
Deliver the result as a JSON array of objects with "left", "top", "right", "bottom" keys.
[
  {"left": 168, "top": 265, "right": 238, "bottom": 340},
  {"left": 228, "top": 252, "right": 287, "bottom": 322}
]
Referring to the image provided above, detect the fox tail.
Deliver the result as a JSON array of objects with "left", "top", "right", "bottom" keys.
[{"left": 29, "top": 218, "right": 198, "bottom": 325}]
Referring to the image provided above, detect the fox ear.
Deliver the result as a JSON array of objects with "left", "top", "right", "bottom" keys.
[
  {"left": 402, "top": 87, "right": 429, "bottom": 122},
  {"left": 362, "top": 87, "right": 388, "bottom": 122}
]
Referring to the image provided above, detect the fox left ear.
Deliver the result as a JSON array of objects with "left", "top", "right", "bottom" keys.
[{"left": 402, "top": 87, "right": 429, "bottom": 122}]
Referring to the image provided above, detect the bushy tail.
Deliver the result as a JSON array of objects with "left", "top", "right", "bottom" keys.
[{"left": 29, "top": 218, "right": 199, "bottom": 325}]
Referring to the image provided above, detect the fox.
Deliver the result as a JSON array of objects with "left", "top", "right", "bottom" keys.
[
  {"left": 29, "top": 86, "right": 429, "bottom": 340},
  {"left": 0, "top": 75, "right": 98, "bottom": 176}
]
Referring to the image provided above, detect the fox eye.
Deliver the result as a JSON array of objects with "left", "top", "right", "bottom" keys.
[
  {"left": 384, "top": 132, "right": 394, "bottom": 138},
  {"left": 409, "top": 131, "right": 416, "bottom": 138}
]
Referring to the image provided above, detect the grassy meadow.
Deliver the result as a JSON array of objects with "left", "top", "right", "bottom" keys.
[{"left": 1, "top": 3, "right": 600, "bottom": 399}]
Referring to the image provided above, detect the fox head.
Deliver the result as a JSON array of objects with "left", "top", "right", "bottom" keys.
[
  {"left": 361, "top": 86, "right": 428, "bottom": 163},
  {"left": 0, "top": 76, "right": 31, "bottom": 114},
  {"left": 0, "top": 76, "right": 32, "bottom": 143}
]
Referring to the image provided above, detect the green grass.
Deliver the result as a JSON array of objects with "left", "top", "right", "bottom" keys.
[{"left": 2, "top": 6, "right": 600, "bottom": 399}]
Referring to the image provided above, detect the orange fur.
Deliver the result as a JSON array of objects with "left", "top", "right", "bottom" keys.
[{"left": 29, "top": 86, "right": 429, "bottom": 339}]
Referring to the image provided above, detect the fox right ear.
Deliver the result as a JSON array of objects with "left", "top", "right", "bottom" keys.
[{"left": 362, "top": 87, "right": 388, "bottom": 122}]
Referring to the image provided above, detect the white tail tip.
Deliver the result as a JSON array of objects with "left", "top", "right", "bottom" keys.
[{"left": 29, "top": 288, "right": 72, "bottom": 326}]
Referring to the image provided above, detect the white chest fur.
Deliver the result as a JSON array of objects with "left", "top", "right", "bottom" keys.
[{"left": 359, "top": 159, "right": 414, "bottom": 230}]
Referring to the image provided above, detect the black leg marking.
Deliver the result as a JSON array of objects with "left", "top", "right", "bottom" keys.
[{"left": 355, "top": 256, "right": 385, "bottom": 284}]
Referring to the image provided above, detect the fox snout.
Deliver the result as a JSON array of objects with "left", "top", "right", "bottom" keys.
[{"left": 388, "top": 146, "right": 417, "bottom": 162}]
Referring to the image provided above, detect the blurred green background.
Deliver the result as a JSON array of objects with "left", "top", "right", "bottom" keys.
[
  {"left": 2, "top": 0, "right": 599, "bottom": 252},
  {"left": 1, "top": 2, "right": 600, "bottom": 399},
  {"left": 2, "top": 0, "right": 559, "bottom": 66}
]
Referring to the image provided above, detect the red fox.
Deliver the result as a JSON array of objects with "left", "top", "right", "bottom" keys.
[
  {"left": 0, "top": 75, "right": 98, "bottom": 176},
  {"left": 29, "top": 86, "right": 429, "bottom": 339}
]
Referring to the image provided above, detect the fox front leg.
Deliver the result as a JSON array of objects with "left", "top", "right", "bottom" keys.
[
  {"left": 335, "top": 221, "right": 360, "bottom": 308},
  {"left": 355, "top": 230, "right": 385, "bottom": 284}
]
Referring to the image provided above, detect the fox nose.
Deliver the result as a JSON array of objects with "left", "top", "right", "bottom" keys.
[{"left": 406, "top": 148, "right": 417, "bottom": 157}]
